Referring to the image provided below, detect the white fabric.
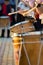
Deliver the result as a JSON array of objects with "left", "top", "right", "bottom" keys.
[
  {"left": 17, "top": 2, "right": 34, "bottom": 17},
  {"left": 17, "top": 2, "right": 30, "bottom": 10}
]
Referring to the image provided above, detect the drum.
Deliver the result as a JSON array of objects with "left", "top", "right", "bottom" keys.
[
  {"left": 11, "top": 31, "right": 43, "bottom": 65},
  {"left": 10, "top": 20, "right": 35, "bottom": 34},
  {"left": 19, "top": 31, "right": 43, "bottom": 65},
  {"left": 0, "top": 16, "right": 10, "bottom": 27}
]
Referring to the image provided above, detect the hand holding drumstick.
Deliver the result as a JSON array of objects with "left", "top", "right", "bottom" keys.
[
  {"left": 8, "top": 2, "right": 43, "bottom": 16},
  {"left": 23, "top": 2, "right": 43, "bottom": 16},
  {"left": 8, "top": 9, "right": 28, "bottom": 15}
]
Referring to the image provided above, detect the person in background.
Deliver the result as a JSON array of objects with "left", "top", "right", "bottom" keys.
[{"left": 2, "top": 0, "right": 11, "bottom": 16}]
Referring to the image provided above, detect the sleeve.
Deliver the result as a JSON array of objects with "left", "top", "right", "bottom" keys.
[{"left": 17, "top": 2, "right": 26, "bottom": 10}]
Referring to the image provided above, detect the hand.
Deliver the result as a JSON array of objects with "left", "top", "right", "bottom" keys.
[
  {"left": 36, "top": 4, "right": 43, "bottom": 14},
  {"left": 18, "top": 9, "right": 28, "bottom": 16}
]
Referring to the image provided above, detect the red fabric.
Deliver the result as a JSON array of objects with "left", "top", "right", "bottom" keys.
[
  {"left": 9, "top": 15, "right": 12, "bottom": 22},
  {"left": 34, "top": 10, "right": 39, "bottom": 19},
  {"left": 35, "top": 12, "right": 39, "bottom": 19},
  {"left": 2, "top": 4, "right": 8, "bottom": 16}
]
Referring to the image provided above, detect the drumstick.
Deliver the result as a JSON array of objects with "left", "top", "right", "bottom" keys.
[
  {"left": 8, "top": 9, "right": 28, "bottom": 15},
  {"left": 23, "top": 6, "right": 37, "bottom": 16},
  {"left": 8, "top": 11, "right": 19, "bottom": 15},
  {"left": 22, "top": 2, "right": 43, "bottom": 16},
  {"left": 8, "top": 0, "right": 30, "bottom": 16},
  {"left": 8, "top": 2, "right": 43, "bottom": 16}
]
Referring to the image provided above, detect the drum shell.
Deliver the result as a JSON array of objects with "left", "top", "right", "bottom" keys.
[
  {"left": 19, "top": 33, "right": 43, "bottom": 65},
  {"left": 11, "top": 31, "right": 43, "bottom": 65},
  {"left": 0, "top": 16, "right": 10, "bottom": 27}
]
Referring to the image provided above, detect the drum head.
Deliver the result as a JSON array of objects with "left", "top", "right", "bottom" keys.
[{"left": 10, "top": 20, "right": 35, "bottom": 34}]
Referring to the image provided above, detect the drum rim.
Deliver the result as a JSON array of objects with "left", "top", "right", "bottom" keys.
[
  {"left": 11, "top": 31, "right": 43, "bottom": 37},
  {"left": 10, "top": 20, "right": 29, "bottom": 29},
  {"left": 21, "top": 31, "right": 43, "bottom": 36},
  {"left": 0, "top": 16, "right": 9, "bottom": 18}
]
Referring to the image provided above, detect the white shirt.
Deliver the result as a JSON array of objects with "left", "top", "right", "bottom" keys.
[
  {"left": 17, "top": 2, "right": 30, "bottom": 10},
  {"left": 17, "top": 1, "right": 35, "bottom": 17}
]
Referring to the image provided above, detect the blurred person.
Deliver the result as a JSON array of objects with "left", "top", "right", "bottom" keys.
[
  {"left": 23, "top": 0, "right": 43, "bottom": 30},
  {"left": 2, "top": 0, "right": 11, "bottom": 16},
  {"left": 23, "top": 0, "right": 41, "bottom": 31}
]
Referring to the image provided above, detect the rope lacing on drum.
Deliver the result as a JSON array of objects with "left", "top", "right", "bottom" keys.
[
  {"left": 22, "top": 38, "right": 31, "bottom": 65},
  {"left": 37, "top": 31, "right": 43, "bottom": 65}
]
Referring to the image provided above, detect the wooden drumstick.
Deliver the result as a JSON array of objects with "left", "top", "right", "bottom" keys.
[
  {"left": 23, "top": 6, "right": 37, "bottom": 16},
  {"left": 8, "top": 11, "right": 19, "bottom": 15},
  {"left": 8, "top": 0, "right": 30, "bottom": 16},
  {"left": 22, "top": 2, "right": 43, "bottom": 16},
  {"left": 8, "top": 9, "right": 28, "bottom": 15},
  {"left": 8, "top": 2, "right": 43, "bottom": 16}
]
